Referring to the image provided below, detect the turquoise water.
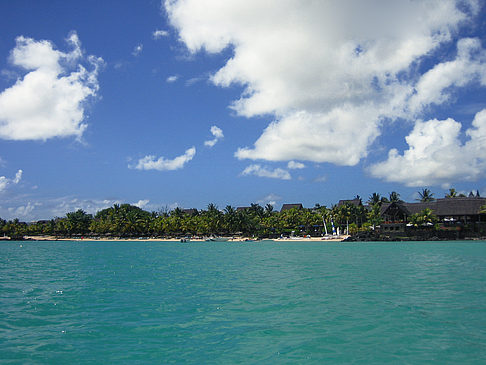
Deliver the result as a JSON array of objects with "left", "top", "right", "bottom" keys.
[{"left": 1, "top": 240, "right": 485, "bottom": 364}]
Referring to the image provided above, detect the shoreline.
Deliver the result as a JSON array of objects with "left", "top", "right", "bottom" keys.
[{"left": 20, "top": 235, "right": 349, "bottom": 243}]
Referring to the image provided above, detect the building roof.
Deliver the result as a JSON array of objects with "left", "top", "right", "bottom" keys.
[
  {"left": 382, "top": 197, "right": 486, "bottom": 217},
  {"left": 280, "top": 203, "right": 303, "bottom": 212},
  {"left": 182, "top": 208, "right": 198, "bottom": 216},
  {"left": 402, "top": 202, "right": 430, "bottom": 215},
  {"left": 337, "top": 198, "right": 362, "bottom": 207},
  {"left": 430, "top": 197, "right": 486, "bottom": 216}
]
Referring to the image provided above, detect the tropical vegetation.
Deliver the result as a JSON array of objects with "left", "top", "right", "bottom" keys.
[
  {"left": 0, "top": 202, "right": 369, "bottom": 239},
  {"left": 1, "top": 187, "right": 484, "bottom": 240}
]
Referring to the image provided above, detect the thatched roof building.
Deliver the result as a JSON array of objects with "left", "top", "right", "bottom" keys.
[
  {"left": 381, "top": 197, "right": 486, "bottom": 223},
  {"left": 280, "top": 203, "right": 303, "bottom": 212}
]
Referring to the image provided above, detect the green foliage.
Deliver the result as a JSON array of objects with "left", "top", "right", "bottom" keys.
[
  {"left": 367, "top": 193, "right": 387, "bottom": 205},
  {"left": 2, "top": 218, "right": 27, "bottom": 239},
  {"left": 367, "top": 203, "right": 383, "bottom": 229},
  {"left": 480, "top": 204, "right": 486, "bottom": 214},
  {"left": 91, "top": 204, "right": 152, "bottom": 236},
  {"left": 446, "top": 188, "right": 457, "bottom": 198},
  {"left": 388, "top": 191, "right": 402, "bottom": 203},
  {"left": 18, "top": 187, "right": 485, "bottom": 239},
  {"left": 65, "top": 209, "right": 93, "bottom": 235},
  {"left": 409, "top": 208, "right": 437, "bottom": 227},
  {"left": 417, "top": 188, "right": 435, "bottom": 202}
]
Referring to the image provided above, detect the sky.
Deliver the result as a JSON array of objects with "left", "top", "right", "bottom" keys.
[{"left": 1, "top": 0, "right": 486, "bottom": 221}]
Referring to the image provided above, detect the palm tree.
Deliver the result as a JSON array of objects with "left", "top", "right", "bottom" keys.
[
  {"left": 264, "top": 204, "right": 274, "bottom": 217},
  {"left": 446, "top": 188, "right": 457, "bottom": 198},
  {"left": 224, "top": 205, "right": 239, "bottom": 234},
  {"left": 417, "top": 188, "right": 435, "bottom": 202},
  {"left": 205, "top": 203, "right": 223, "bottom": 235},
  {"left": 65, "top": 209, "right": 93, "bottom": 235},
  {"left": 367, "top": 203, "right": 383, "bottom": 230},
  {"left": 388, "top": 191, "right": 402, "bottom": 203},
  {"left": 367, "top": 193, "right": 382, "bottom": 205},
  {"left": 171, "top": 207, "right": 184, "bottom": 218}
]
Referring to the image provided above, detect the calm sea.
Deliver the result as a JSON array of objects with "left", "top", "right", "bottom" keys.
[{"left": 1, "top": 240, "right": 485, "bottom": 364}]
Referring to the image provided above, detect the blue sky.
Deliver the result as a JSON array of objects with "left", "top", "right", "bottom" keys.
[{"left": 1, "top": 0, "right": 486, "bottom": 220}]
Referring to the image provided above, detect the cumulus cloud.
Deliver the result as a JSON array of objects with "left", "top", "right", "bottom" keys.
[
  {"left": 287, "top": 161, "right": 305, "bottom": 169},
  {"left": 369, "top": 109, "right": 486, "bottom": 186},
  {"left": 165, "top": 0, "right": 486, "bottom": 177},
  {"left": 153, "top": 29, "right": 169, "bottom": 39},
  {"left": 132, "top": 43, "right": 143, "bottom": 56},
  {"left": 241, "top": 164, "right": 291, "bottom": 180},
  {"left": 204, "top": 125, "right": 224, "bottom": 147},
  {"left": 166, "top": 75, "right": 178, "bottom": 83},
  {"left": 0, "top": 169, "right": 23, "bottom": 192},
  {"left": 131, "top": 147, "right": 196, "bottom": 171},
  {"left": 0, "top": 33, "right": 102, "bottom": 141}
]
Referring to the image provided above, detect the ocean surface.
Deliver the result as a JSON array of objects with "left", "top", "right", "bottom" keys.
[{"left": 1, "top": 240, "right": 485, "bottom": 364}]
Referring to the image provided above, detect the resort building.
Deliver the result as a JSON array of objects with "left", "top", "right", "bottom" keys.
[{"left": 379, "top": 197, "right": 486, "bottom": 234}]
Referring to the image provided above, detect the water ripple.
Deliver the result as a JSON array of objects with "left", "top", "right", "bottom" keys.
[{"left": 1, "top": 240, "right": 485, "bottom": 363}]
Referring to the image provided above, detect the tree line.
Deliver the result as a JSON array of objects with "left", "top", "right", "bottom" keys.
[
  {"left": 1, "top": 188, "right": 484, "bottom": 240},
  {"left": 1, "top": 202, "right": 367, "bottom": 239}
]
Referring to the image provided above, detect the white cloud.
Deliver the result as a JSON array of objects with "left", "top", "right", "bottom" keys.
[
  {"left": 0, "top": 195, "right": 157, "bottom": 221},
  {"left": 369, "top": 109, "right": 486, "bottom": 186},
  {"left": 13, "top": 169, "right": 22, "bottom": 184},
  {"left": 236, "top": 108, "right": 382, "bottom": 165},
  {"left": 0, "top": 177, "right": 8, "bottom": 192},
  {"left": 287, "top": 161, "right": 305, "bottom": 169},
  {"left": 134, "top": 199, "right": 149, "bottom": 209},
  {"left": 409, "top": 38, "right": 486, "bottom": 114},
  {"left": 49, "top": 197, "right": 122, "bottom": 218},
  {"left": 165, "top": 0, "right": 483, "bottom": 167},
  {"left": 0, "top": 169, "right": 23, "bottom": 192},
  {"left": 0, "top": 33, "right": 102, "bottom": 141},
  {"left": 131, "top": 147, "right": 196, "bottom": 171},
  {"left": 257, "top": 193, "right": 282, "bottom": 206},
  {"left": 132, "top": 44, "right": 143, "bottom": 56},
  {"left": 153, "top": 29, "right": 169, "bottom": 39},
  {"left": 166, "top": 75, "right": 178, "bottom": 83},
  {"left": 8, "top": 201, "right": 39, "bottom": 218},
  {"left": 241, "top": 164, "right": 291, "bottom": 180},
  {"left": 204, "top": 125, "right": 224, "bottom": 147}
]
